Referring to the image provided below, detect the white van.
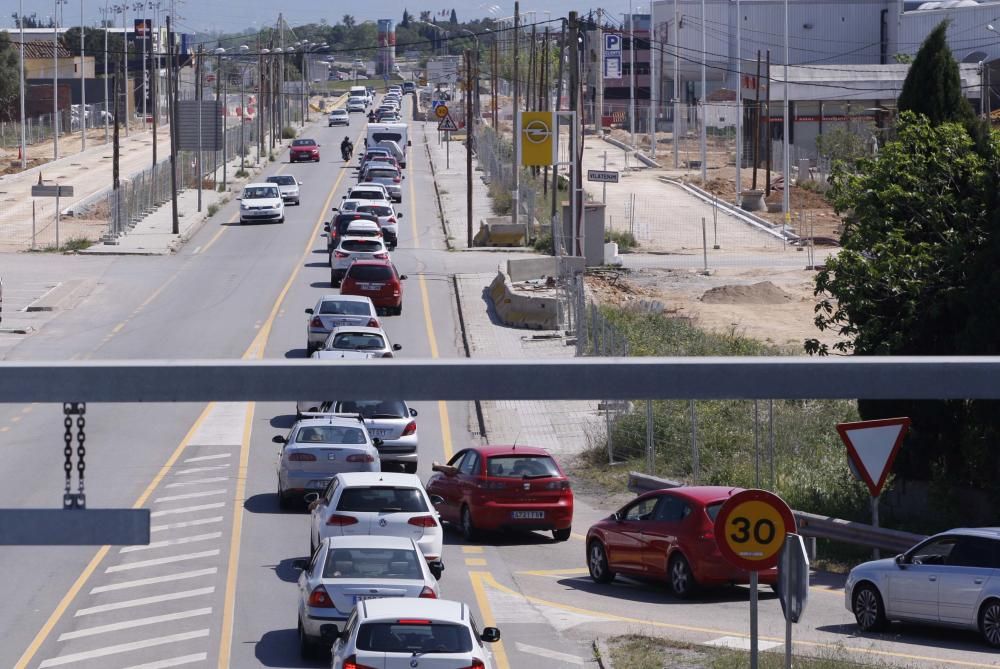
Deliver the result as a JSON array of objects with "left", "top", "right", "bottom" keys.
[
  {"left": 349, "top": 86, "right": 369, "bottom": 105},
  {"left": 366, "top": 123, "right": 410, "bottom": 168}
]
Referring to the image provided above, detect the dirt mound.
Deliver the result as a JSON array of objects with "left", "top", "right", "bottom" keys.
[{"left": 700, "top": 281, "right": 794, "bottom": 305}]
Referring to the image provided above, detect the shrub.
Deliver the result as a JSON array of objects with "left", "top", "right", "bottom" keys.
[
  {"left": 605, "top": 229, "right": 638, "bottom": 251},
  {"left": 532, "top": 232, "right": 553, "bottom": 253},
  {"left": 282, "top": 126, "right": 297, "bottom": 139},
  {"left": 207, "top": 203, "right": 220, "bottom": 217}
]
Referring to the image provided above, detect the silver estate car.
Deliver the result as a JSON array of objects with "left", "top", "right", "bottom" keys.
[
  {"left": 275, "top": 415, "right": 380, "bottom": 508},
  {"left": 305, "top": 295, "right": 379, "bottom": 354},
  {"left": 319, "top": 400, "right": 419, "bottom": 473},
  {"left": 845, "top": 527, "right": 1000, "bottom": 647},
  {"left": 295, "top": 535, "right": 442, "bottom": 658}
]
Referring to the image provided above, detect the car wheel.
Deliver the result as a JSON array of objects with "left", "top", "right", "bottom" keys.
[
  {"left": 668, "top": 553, "right": 697, "bottom": 599},
  {"left": 852, "top": 583, "right": 888, "bottom": 632},
  {"left": 298, "top": 619, "right": 318, "bottom": 659},
  {"left": 394, "top": 306, "right": 403, "bottom": 316},
  {"left": 401, "top": 462, "right": 418, "bottom": 474},
  {"left": 588, "top": 540, "right": 615, "bottom": 584},
  {"left": 277, "top": 485, "right": 291, "bottom": 511},
  {"left": 553, "top": 527, "right": 571, "bottom": 542},
  {"left": 331, "top": 277, "right": 340, "bottom": 288},
  {"left": 461, "top": 505, "right": 479, "bottom": 542},
  {"left": 980, "top": 599, "right": 1000, "bottom": 648}
]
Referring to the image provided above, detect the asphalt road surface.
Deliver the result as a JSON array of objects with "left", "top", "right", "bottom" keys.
[{"left": 1, "top": 97, "right": 998, "bottom": 669}]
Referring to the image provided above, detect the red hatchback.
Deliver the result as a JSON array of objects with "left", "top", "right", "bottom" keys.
[
  {"left": 426, "top": 446, "right": 574, "bottom": 542},
  {"left": 585, "top": 486, "right": 776, "bottom": 598},
  {"left": 290, "top": 138, "right": 320, "bottom": 162},
  {"left": 340, "top": 260, "right": 406, "bottom": 315}
]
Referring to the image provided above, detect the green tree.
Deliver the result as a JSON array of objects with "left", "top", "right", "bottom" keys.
[
  {"left": 61, "top": 27, "right": 124, "bottom": 77},
  {"left": 898, "top": 20, "right": 973, "bottom": 126},
  {"left": 807, "top": 112, "right": 1000, "bottom": 490},
  {"left": 450, "top": 9, "right": 458, "bottom": 24},
  {"left": 814, "top": 126, "right": 869, "bottom": 170},
  {"left": 342, "top": 15, "right": 356, "bottom": 29},
  {"left": 11, "top": 12, "right": 54, "bottom": 28},
  {"left": 401, "top": 9, "right": 411, "bottom": 27},
  {"left": 0, "top": 32, "right": 20, "bottom": 122}
]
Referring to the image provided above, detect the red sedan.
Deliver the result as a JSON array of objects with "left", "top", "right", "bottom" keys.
[
  {"left": 339, "top": 260, "right": 406, "bottom": 315},
  {"left": 290, "top": 138, "right": 320, "bottom": 162},
  {"left": 585, "top": 486, "right": 776, "bottom": 598},
  {"left": 426, "top": 445, "right": 574, "bottom": 542}
]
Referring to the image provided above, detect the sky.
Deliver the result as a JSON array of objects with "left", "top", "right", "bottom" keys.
[{"left": 0, "top": 0, "right": 642, "bottom": 36}]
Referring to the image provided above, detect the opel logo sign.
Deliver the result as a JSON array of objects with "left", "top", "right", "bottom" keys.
[
  {"left": 379, "top": 518, "right": 388, "bottom": 527},
  {"left": 523, "top": 119, "right": 552, "bottom": 144},
  {"left": 410, "top": 660, "right": 419, "bottom": 668}
]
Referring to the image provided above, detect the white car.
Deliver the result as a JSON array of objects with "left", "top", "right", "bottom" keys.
[
  {"left": 306, "top": 295, "right": 380, "bottom": 354},
  {"left": 343, "top": 184, "right": 390, "bottom": 204},
  {"left": 266, "top": 175, "right": 301, "bottom": 205},
  {"left": 297, "top": 350, "right": 382, "bottom": 416},
  {"left": 354, "top": 202, "right": 400, "bottom": 249},
  {"left": 307, "top": 472, "right": 444, "bottom": 561},
  {"left": 330, "top": 598, "right": 501, "bottom": 669},
  {"left": 275, "top": 415, "right": 380, "bottom": 508},
  {"left": 296, "top": 535, "right": 443, "bottom": 658},
  {"left": 346, "top": 97, "right": 367, "bottom": 113},
  {"left": 330, "top": 237, "right": 389, "bottom": 286},
  {"left": 239, "top": 182, "right": 285, "bottom": 224},
  {"left": 345, "top": 220, "right": 383, "bottom": 239},
  {"left": 320, "top": 325, "right": 401, "bottom": 358},
  {"left": 328, "top": 109, "right": 350, "bottom": 126}
]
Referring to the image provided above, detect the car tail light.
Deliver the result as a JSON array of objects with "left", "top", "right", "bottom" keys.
[
  {"left": 307, "top": 585, "right": 335, "bottom": 608},
  {"left": 393, "top": 177, "right": 401, "bottom": 183},
  {"left": 457, "top": 661, "right": 486, "bottom": 669},
  {"left": 373, "top": 252, "right": 388, "bottom": 259},
  {"left": 418, "top": 586, "right": 437, "bottom": 598},
  {"left": 387, "top": 217, "right": 396, "bottom": 224},
  {"left": 289, "top": 453, "right": 317, "bottom": 462},
  {"left": 392, "top": 289, "right": 400, "bottom": 297},
  {"left": 699, "top": 530, "right": 715, "bottom": 541},
  {"left": 310, "top": 316, "right": 323, "bottom": 328},
  {"left": 366, "top": 318, "right": 380, "bottom": 328},
  {"left": 397, "top": 619, "right": 432, "bottom": 625},
  {"left": 408, "top": 515, "right": 438, "bottom": 528},
  {"left": 335, "top": 251, "right": 349, "bottom": 259},
  {"left": 401, "top": 420, "right": 416, "bottom": 436},
  {"left": 326, "top": 514, "right": 359, "bottom": 526},
  {"left": 345, "top": 453, "right": 375, "bottom": 463},
  {"left": 343, "top": 656, "right": 377, "bottom": 669},
  {"left": 545, "top": 479, "right": 571, "bottom": 490}
]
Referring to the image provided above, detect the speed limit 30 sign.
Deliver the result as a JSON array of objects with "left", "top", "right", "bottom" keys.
[{"left": 714, "top": 489, "right": 795, "bottom": 571}]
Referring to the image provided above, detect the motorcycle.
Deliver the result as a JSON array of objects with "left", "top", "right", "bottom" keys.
[{"left": 341, "top": 144, "right": 353, "bottom": 161}]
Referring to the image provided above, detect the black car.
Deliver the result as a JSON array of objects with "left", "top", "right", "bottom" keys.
[{"left": 325, "top": 212, "right": 381, "bottom": 253}]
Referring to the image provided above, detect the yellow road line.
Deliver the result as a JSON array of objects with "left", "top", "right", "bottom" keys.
[
  {"left": 465, "top": 558, "right": 488, "bottom": 566},
  {"left": 479, "top": 572, "right": 999, "bottom": 669},
  {"left": 469, "top": 572, "right": 511, "bottom": 669},
  {"left": 462, "top": 546, "right": 484, "bottom": 554},
  {"left": 516, "top": 567, "right": 589, "bottom": 577},
  {"left": 197, "top": 163, "right": 288, "bottom": 255},
  {"left": 571, "top": 532, "right": 587, "bottom": 542}
]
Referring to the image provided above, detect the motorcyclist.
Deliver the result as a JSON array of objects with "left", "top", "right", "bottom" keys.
[{"left": 340, "top": 136, "right": 353, "bottom": 160}]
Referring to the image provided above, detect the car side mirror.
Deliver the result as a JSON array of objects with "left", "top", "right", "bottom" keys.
[
  {"left": 392, "top": 344, "right": 402, "bottom": 351},
  {"left": 430, "top": 494, "right": 445, "bottom": 506},
  {"left": 272, "top": 435, "right": 286, "bottom": 444},
  {"left": 481, "top": 627, "right": 501, "bottom": 643},
  {"left": 292, "top": 558, "right": 309, "bottom": 571},
  {"left": 304, "top": 492, "right": 320, "bottom": 505},
  {"left": 399, "top": 275, "right": 408, "bottom": 280},
  {"left": 372, "top": 438, "right": 384, "bottom": 447},
  {"left": 429, "top": 560, "right": 445, "bottom": 580},
  {"left": 409, "top": 408, "right": 418, "bottom": 417},
  {"left": 235, "top": 197, "right": 242, "bottom": 200},
  {"left": 895, "top": 554, "right": 908, "bottom": 567},
  {"left": 431, "top": 463, "right": 457, "bottom": 477},
  {"left": 612, "top": 511, "right": 622, "bottom": 523},
  {"left": 305, "top": 308, "right": 314, "bottom": 314},
  {"left": 397, "top": 213, "right": 404, "bottom": 218}
]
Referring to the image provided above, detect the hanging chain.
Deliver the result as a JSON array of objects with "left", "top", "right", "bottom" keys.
[{"left": 62, "top": 402, "right": 86, "bottom": 510}]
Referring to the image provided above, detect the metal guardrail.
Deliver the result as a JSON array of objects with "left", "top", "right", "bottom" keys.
[{"left": 627, "top": 471, "right": 927, "bottom": 554}]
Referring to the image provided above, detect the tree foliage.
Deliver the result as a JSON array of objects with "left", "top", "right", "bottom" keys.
[
  {"left": 0, "top": 32, "right": 20, "bottom": 121},
  {"left": 814, "top": 126, "right": 869, "bottom": 170},
  {"left": 898, "top": 21, "right": 973, "bottom": 126},
  {"left": 401, "top": 9, "right": 411, "bottom": 28},
  {"left": 11, "top": 12, "right": 54, "bottom": 28},
  {"left": 61, "top": 27, "right": 125, "bottom": 72}
]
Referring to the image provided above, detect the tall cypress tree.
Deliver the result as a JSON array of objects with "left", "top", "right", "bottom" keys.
[
  {"left": 898, "top": 20, "right": 974, "bottom": 125},
  {"left": 450, "top": 9, "right": 458, "bottom": 24},
  {"left": 401, "top": 9, "right": 411, "bottom": 27}
]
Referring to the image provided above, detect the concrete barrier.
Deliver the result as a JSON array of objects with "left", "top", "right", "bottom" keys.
[
  {"left": 506, "top": 256, "right": 585, "bottom": 282},
  {"left": 473, "top": 218, "right": 527, "bottom": 247},
  {"left": 487, "top": 271, "right": 560, "bottom": 330}
]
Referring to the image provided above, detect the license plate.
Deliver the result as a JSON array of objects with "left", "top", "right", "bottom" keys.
[
  {"left": 307, "top": 480, "right": 327, "bottom": 489},
  {"left": 327, "top": 453, "right": 337, "bottom": 461},
  {"left": 511, "top": 511, "right": 545, "bottom": 519},
  {"left": 369, "top": 429, "right": 390, "bottom": 437},
  {"left": 353, "top": 594, "right": 387, "bottom": 604},
  {"left": 359, "top": 283, "right": 384, "bottom": 291}
]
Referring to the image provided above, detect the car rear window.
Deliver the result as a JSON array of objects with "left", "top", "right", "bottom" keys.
[
  {"left": 336, "top": 486, "right": 428, "bottom": 512},
  {"left": 319, "top": 300, "right": 371, "bottom": 316},
  {"left": 705, "top": 502, "right": 724, "bottom": 521},
  {"left": 334, "top": 400, "right": 407, "bottom": 418},
  {"left": 268, "top": 176, "right": 296, "bottom": 185},
  {"left": 486, "top": 455, "right": 561, "bottom": 478},
  {"left": 356, "top": 622, "right": 472, "bottom": 653},
  {"left": 358, "top": 205, "right": 393, "bottom": 217},
  {"left": 346, "top": 265, "right": 393, "bottom": 282},
  {"left": 372, "top": 132, "right": 403, "bottom": 144},
  {"left": 367, "top": 169, "right": 397, "bottom": 180},
  {"left": 350, "top": 190, "right": 384, "bottom": 200},
  {"left": 323, "top": 548, "right": 424, "bottom": 579},
  {"left": 342, "top": 240, "right": 383, "bottom": 252},
  {"left": 329, "top": 332, "right": 386, "bottom": 350},
  {"left": 294, "top": 426, "right": 366, "bottom": 444}
]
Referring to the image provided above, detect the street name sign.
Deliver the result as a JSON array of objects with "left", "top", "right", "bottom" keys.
[
  {"left": 836, "top": 417, "right": 910, "bottom": 497},
  {"left": 587, "top": 170, "right": 619, "bottom": 183},
  {"left": 31, "top": 185, "right": 74, "bottom": 197}
]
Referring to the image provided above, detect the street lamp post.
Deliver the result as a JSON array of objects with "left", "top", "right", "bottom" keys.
[
  {"left": 18, "top": 0, "right": 26, "bottom": 168},
  {"left": 80, "top": 0, "right": 87, "bottom": 150},
  {"left": 54, "top": 0, "right": 69, "bottom": 160}
]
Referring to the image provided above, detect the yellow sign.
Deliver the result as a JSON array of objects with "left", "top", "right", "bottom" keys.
[
  {"left": 435, "top": 105, "right": 449, "bottom": 119},
  {"left": 714, "top": 489, "right": 795, "bottom": 571},
  {"left": 520, "top": 111, "right": 556, "bottom": 166}
]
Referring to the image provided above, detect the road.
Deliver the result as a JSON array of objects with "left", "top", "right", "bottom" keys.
[{"left": 0, "top": 97, "right": 998, "bottom": 669}]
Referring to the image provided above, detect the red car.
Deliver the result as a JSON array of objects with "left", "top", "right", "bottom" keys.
[
  {"left": 339, "top": 260, "right": 406, "bottom": 316},
  {"left": 585, "top": 486, "right": 776, "bottom": 598},
  {"left": 426, "top": 446, "right": 574, "bottom": 542},
  {"left": 290, "top": 138, "right": 320, "bottom": 162}
]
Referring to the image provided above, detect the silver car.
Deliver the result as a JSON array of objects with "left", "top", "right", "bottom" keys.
[
  {"left": 845, "top": 527, "right": 1000, "bottom": 647},
  {"left": 305, "top": 295, "right": 380, "bottom": 354},
  {"left": 297, "top": 350, "right": 382, "bottom": 416},
  {"left": 360, "top": 165, "right": 403, "bottom": 203},
  {"left": 328, "top": 109, "right": 350, "bottom": 126},
  {"left": 275, "top": 415, "right": 381, "bottom": 508},
  {"left": 319, "top": 400, "right": 419, "bottom": 473},
  {"left": 295, "top": 535, "right": 442, "bottom": 658},
  {"left": 266, "top": 175, "right": 301, "bottom": 205}
]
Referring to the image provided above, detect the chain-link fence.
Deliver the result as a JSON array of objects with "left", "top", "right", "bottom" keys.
[{"left": 473, "top": 124, "right": 549, "bottom": 237}]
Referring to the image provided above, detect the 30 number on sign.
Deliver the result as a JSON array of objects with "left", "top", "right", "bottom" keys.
[{"left": 714, "top": 490, "right": 795, "bottom": 571}]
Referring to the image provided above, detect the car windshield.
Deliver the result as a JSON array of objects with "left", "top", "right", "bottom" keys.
[
  {"left": 336, "top": 486, "right": 428, "bottom": 512},
  {"left": 334, "top": 400, "right": 407, "bottom": 419},
  {"left": 341, "top": 240, "right": 383, "bottom": 252},
  {"left": 319, "top": 300, "right": 371, "bottom": 316},
  {"left": 267, "top": 176, "right": 296, "bottom": 186},
  {"left": 331, "top": 110, "right": 347, "bottom": 115},
  {"left": 292, "top": 139, "right": 316, "bottom": 146},
  {"left": 243, "top": 186, "right": 279, "bottom": 199},
  {"left": 358, "top": 205, "right": 393, "bottom": 217},
  {"left": 486, "top": 455, "right": 561, "bottom": 479},
  {"left": 322, "top": 547, "right": 424, "bottom": 579},
  {"left": 372, "top": 132, "right": 403, "bottom": 144},
  {"left": 341, "top": 202, "right": 361, "bottom": 212},
  {"left": 293, "top": 425, "right": 366, "bottom": 444},
  {"left": 346, "top": 265, "right": 393, "bottom": 282},
  {"left": 328, "top": 332, "right": 386, "bottom": 350},
  {"left": 356, "top": 622, "right": 473, "bottom": 653}
]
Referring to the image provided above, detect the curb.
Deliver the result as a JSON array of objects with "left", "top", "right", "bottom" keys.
[
  {"left": 600, "top": 135, "right": 661, "bottom": 169},
  {"left": 423, "top": 125, "right": 453, "bottom": 250},
  {"left": 594, "top": 638, "right": 614, "bottom": 669},
  {"left": 658, "top": 176, "right": 797, "bottom": 242},
  {"left": 451, "top": 274, "right": 488, "bottom": 441}
]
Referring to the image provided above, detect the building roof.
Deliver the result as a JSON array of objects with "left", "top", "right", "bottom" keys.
[
  {"left": 10, "top": 40, "right": 74, "bottom": 59},
  {"left": 760, "top": 63, "right": 982, "bottom": 101}
]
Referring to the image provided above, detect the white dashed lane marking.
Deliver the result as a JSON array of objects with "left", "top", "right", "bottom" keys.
[
  {"left": 38, "top": 630, "right": 210, "bottom": 667},
  {"left": 120, "top": 652, "right": 208, "bottom": 669},
  {"left": 153, "top": 489, "right": 227, "bottom": 503},
  {"left": 119, "top": 531, "right": 223, "bottom": 554},
  {"left": 90, "top": 568, "right": 218, "bottom": 594},
  {"left": 183, "top": 453, "right": 231, "bottom": 463},
  {"left": 58, "top": 608, "right": 213, "bottom": 641},
  {"left": 164, "top": 476, "right": 229, "bottom": 488},
  {"left": 150, "top": 517, "right": 224, "bottom": 533},
  {"left": 74, "top": 587, "right": 215, "bottom": 616},
  {"left": 150, "top": 502, "right": 225, "bottom": 517},
  {"left": 104, "top": 549, "right": 221, "bottom": 573}
]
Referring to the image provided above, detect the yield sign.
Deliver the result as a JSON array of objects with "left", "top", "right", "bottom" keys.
[
  {"left": 437, "top": 114, "right": 459, "bottom": 132},
  {"left": 836, "top": 417, "right": 910, "bottom": 497}
]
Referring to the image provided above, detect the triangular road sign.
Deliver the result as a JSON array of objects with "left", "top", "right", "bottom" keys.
[
  {"left": 437, "top": 114, "right": 459, "bottom": 132},
  {"left": 836, "top": 417, "right": 910, "bottom": 497}
]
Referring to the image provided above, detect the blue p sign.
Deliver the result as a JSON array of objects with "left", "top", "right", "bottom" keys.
[{"left": 605, "top": 33, "right": 621, "bottom": 54}]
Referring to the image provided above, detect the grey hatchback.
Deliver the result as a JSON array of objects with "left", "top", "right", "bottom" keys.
[{"left": 845, "top": 527, "right": 1000, "bottom": 647}]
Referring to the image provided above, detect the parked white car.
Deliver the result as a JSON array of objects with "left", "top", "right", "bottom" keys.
[
  {"left": 330, "top": 598, "right": 501, "bottom": 669},
  {"left": 296, "top": 535, "right": 443, "bottom": 658},
  {"left": 307, "top": 472, "right": 443, "bottom": 561},
  {"left": 239, "top": 182, "right": 285, "bottom": 224}
]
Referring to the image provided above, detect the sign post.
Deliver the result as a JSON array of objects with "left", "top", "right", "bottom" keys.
[
  {"left": 715, "top": 489, "right": 796, "bottom": 669},
  {"left": 32, "top": 183, "right": 75, "bottom": 249},
  {"left": 777, "top": 533, "right": 810, "bottom": 669},
  {"left": 836, "top": 417, "right": 910, "bottom": 558}
]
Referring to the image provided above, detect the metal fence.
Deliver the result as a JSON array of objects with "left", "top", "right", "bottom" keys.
[{"left": 473, "top": 124, "right": 547, "bottom": 233}]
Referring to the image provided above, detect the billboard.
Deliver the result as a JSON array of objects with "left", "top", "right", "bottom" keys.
[{"left": 377, "top": 19, "right": 396, "bottom": 77}]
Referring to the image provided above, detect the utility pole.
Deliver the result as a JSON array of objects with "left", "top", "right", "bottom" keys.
[
  {"left": 628, "top": 1, "right": 636, "bottom": 146},
  {"left": 279, "top": 15, "right": 285, "bottom": 142},
  {"left": 112, "top": 71, "right": 120, "bottom": 234},
  {"left": 569, "top": 11, "right": 581, "bottom": 257},
  {"left": 595, "top": 8, "right": 603, "bottom": 136},
  {"left": 466, "top": 49, "right": 474, "bottom": 248},
  {"left": 782, "top": 0, "right": 791, "bottom": 222},
  {"left": 766, "top": 50, "right": 772, "bottom": 196},
  {"left": 196, "top": 45, "right": 202, "bottom": 212},
  {"left": 53, "top": 1, "right": 60, "bottom": 161},
  {"left": 735, "top": 0, "right": 743, "bottom": 204},
  {"left": 122, "top": 4, "right": 129, "bottom": 137},
  {"left": 551, "top": 18, "right": 566, "bottom": 221},
  {"left": 257, "top": 36, "right": 263, "bottom": 162},
  {"left": 166, "top": 14, "right": 178, "bottom": 234},
  {"left": 649, "top": 20, "right": 657, "bottom": 158},
  {"left": 512, "top": 1, "right": 520, "bottom": 229},
  {"left": 492, "top": 40, "right": 498, "bottom": 128},
  {"left": 18, "top": 0, "right": 26, "bottom": 168},
  {"left": 752, "top": 50, "right": 760, "bottom": 190},
  {"left": 151, "top": 11, "right": 157, "bottom": 166},
  {"left": 672, "top": 0, "right": 680, "bottom": 168},
  {"left": 542, "top": 26, "right": 550, "bottom": 196},
  {"left": 700, "top": 0, "right": 707, "bottom": 183},
  {"left": 80, "top": 0, "right": 87, "bottom": 150}
]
